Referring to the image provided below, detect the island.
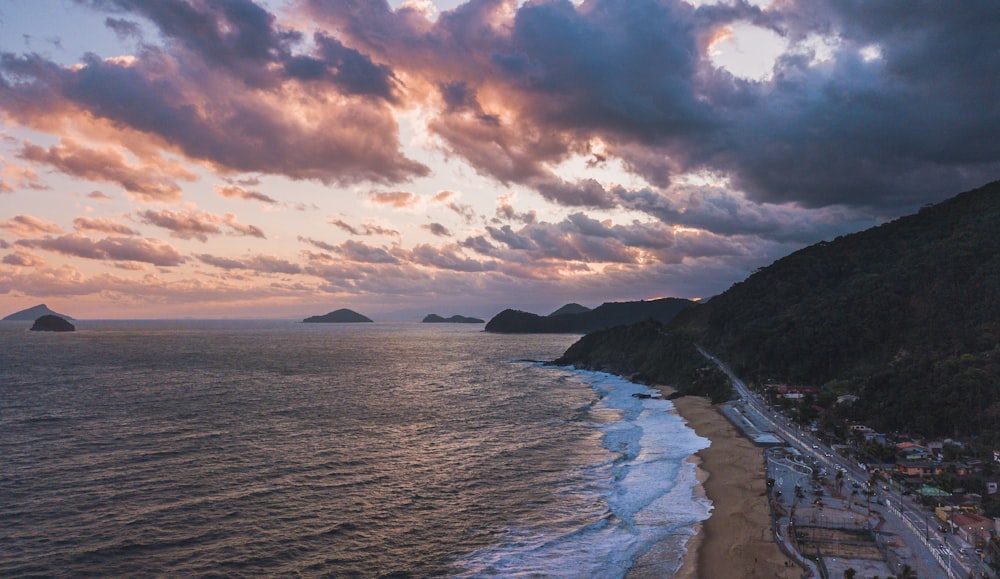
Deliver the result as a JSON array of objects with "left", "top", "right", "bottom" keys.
[
  {"left": 3, "top": 304, "right": 74, "bottom": 321},
  {"left": 422, "top": 314, "right": 485, "bottom": 324},
  {"left": 30, "top": 314, "right": 76, "bottom": 332},
  {"left": 302, "top": 309, "right": 373, "bottom": 323}
]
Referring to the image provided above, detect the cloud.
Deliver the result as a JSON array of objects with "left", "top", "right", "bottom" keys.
[
  {"left": 196, "top": 253, "right": 302, "bottom": 274},
  {"left": 299, "top": 0, "right": 1000, "bottom": 213},
  {"left": 0, "top": 1, "right": 429, "bottom": 186},
  {"left": 423, "top": 222, "right": 451, "bottom": 237},
  {"left": 16, "top": 233, "right": 185, "bottom": 266},
  {"left": 0, "top": 157, "right": 48, "bottom": 192},
  {"left": 2, "top": 250, "right": 46, "bottom": 267},
  {"left": 137, "top": 208, "right": 265, "bottom": 241},
  {"left": 332, "top": 239, "right": 400, "bottom": 264},
  {"left": 87, "top": 190, "right": 113, "bottom": 201},
  {"left": 18, "top": 139, "right": 190, "bottom": 202},
  {"left": 215, "top": 184, "right": 277, "bottom": 204},
  {"left": 368, "top": 190, "right": 419, "bottom": 208},
  {"left": 0, "top": 214, "right": 64, "bottom": 236},
  {"left": 328, "top": 218, "right": 400, "bottom": 237},
  {"left": 73, "top": 216, "right": 140, "bottom": 236},
  {"left": 408, "top": 243, "right": 496, "bottom": 272}
]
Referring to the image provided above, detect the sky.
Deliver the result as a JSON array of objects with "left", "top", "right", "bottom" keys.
[{"left": 1, "top": 0, "right": 998, "bottom": 320}]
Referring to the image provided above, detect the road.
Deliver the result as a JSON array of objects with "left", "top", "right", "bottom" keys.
[{"left": 697, "top": 347, "right": 993, "bottom": 578}]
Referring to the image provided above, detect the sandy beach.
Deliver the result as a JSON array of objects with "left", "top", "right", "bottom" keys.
[{"left": 630, "top": 391, "right": 799, "bottom": 578}]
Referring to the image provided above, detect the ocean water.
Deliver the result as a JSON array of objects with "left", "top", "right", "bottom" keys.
[{"left": 0, "top": 320, "right": 710, "bottom": 577}]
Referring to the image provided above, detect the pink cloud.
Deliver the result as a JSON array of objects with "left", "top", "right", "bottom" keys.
[
  {"left": 0, "top": 214, "right": 64, "bottom": 237},
  {"left": 215, "top": 184, "right": 277, "bottom": 204},
  {"left": 18, "top": 139, "right": 191, "bottom": 202},
  {"left": 368, "top": 190, "right": 419, "bottom": 208},
  {"left": 196, "top": 253, "right": 302, "bottom": 274},
  {"left": 15, "top": 234, "right": 185, "bottom": 266},
  {"left": 328, "top": 218, "right": 400, "bottom": 237},
  {"left": 2, "top": 250, "right": 45, "bottom": 267},
  {"left": 73, "top": 217, "right": 139, "bottom": 236},
  {"left": 137, "top": 208, "right": 265, "bottom": 241}
]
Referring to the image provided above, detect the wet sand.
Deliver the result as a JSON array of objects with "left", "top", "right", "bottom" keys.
[{"left": 630, "top": 391, "right": 798, "bottom": 578}]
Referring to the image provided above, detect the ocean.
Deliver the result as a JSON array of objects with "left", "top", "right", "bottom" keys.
[{"left": 0, "top": 320, "right": 710, "bottom": 577}]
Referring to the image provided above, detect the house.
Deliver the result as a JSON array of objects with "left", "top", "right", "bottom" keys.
[{"left": 896, "top": 461, "right": 935, "bottom": 478}]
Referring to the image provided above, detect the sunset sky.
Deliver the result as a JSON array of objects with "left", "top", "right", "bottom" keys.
[{"left": 1, "top": 0, "right": 998, "bottom": 319}]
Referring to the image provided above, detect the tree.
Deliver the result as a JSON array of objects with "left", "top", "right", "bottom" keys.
[{"left": 844, "top": 568, "right": 857, "bottom": 579}]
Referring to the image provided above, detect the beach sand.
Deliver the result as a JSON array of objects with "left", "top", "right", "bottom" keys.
[{"left": 628, "top": 391, "right": 798, "bottom": 579}]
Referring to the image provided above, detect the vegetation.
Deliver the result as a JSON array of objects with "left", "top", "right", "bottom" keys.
[
  {"left": 486, "top": 297, "right": 692, "bottom": 334},
  {"left": 556, "top": 180, "right": 1000, "bottom": 442},
  {"left": 554, "top": 320, "right": 732, "bottom": 402}
]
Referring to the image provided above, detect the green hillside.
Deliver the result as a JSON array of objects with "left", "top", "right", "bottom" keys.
[{"left": 558, "top": 180, "right": 1000, "bottom": 441}]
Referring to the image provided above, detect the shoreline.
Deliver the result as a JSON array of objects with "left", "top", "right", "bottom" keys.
[{"left": 635, "top": 388, "right": 798, "bottom": 578}]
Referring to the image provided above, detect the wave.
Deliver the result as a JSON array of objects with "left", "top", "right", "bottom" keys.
[{"left": 453, "top": 369, "right": 712, "bottom": 578}]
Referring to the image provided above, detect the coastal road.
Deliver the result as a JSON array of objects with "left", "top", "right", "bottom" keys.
[{"left": 696, "top": 347, "right": 983, "bottom": 578}]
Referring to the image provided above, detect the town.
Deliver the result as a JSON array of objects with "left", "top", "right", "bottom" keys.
[{"left": 707, "top": 351, "right": 999, "bottom": 578}]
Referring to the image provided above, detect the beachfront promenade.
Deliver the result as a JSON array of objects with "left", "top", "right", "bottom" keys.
[{"left": 700, "top": 347, "right": 993, "bottom": 579}]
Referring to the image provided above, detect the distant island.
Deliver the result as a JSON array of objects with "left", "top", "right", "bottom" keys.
[
  {"left": 485, "top": 298, "right": 692, "bottom": 334},
  {"left": 3, "top": 304, "right": 74, "bottom": 321},
  {"left": 422, "top": 314, "right": 485, "bottom": 324},
  {"left": 302, "top": 309, "right": 373, "bottom": 323},
  {"left": 30, "top": 314, "right": 76, "bottom": 332}
]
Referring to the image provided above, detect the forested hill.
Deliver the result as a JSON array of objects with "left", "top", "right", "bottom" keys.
[
  {"left": 486, "top": 297, "right": 692, "bottom": 334},
  {"left": 557, "top": 180, "right": 1000, "bottom": 440}
]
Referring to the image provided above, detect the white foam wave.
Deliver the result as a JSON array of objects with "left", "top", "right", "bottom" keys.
[{"left": 454, "top": 370, "right": 712, "bottom": 578}]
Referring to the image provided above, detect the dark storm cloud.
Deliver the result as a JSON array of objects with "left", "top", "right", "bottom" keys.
[
  {"left": 304, "top": 0, "right": 1000, "bottom": 213},
  {"left": 704, "top": 0, "right": 1000, "bottom": 209}
]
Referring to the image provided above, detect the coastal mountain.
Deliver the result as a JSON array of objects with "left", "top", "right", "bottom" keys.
[
  {"left": 302, "top": 309, "right": 373, "bottom": 323},
  {"left": 556, "top": 180, "right": 1000, "bottom": 439},
  {"left": 30, "top": 315, "right": 76, "bottom": 332},
  {"left": 486, "top": 297, "right": 693, "bottom": 334},
  {"left": 3, "top": 304, "right": 74, "bottom": 321},
  {"left": 548, "top": 303, "right": 591, "bottom": 317},
  {"left": 422, "top": 314, "right": 485, "bottom": 323}
]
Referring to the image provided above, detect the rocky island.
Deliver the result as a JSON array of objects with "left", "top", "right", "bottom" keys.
[
  {"left": 422, "top": 314, "right": 485, "bottom": 323},
  {"left": 30, "top": 315, "right": 76, "bottom": 332},
  {"left": 302, "top": 309, "right": 373, "bottom": 323},
  {"left": 3, "top": 304, "right": 74, "bottom": 321}
]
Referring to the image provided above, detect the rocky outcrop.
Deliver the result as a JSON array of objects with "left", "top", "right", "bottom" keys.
[{"left": 30, "top": 315, "right": 76, "bottom": 332}]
